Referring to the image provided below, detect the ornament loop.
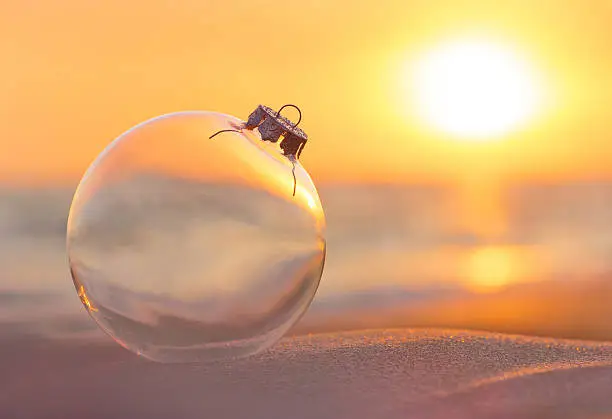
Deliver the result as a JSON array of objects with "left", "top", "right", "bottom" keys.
[{"left": 276, "top": 104, "right": 302, "bottom": 128}]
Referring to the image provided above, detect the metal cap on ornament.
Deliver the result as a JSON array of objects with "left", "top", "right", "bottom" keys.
[
  {"left": 245, "top": 104, "right": 308, "bottom": 159},
  {"left": 210, "top": 104, "right": 308, "bottom": 159},
  {"left": 209, "top": 104, "right": 309, "bottom": 196}
]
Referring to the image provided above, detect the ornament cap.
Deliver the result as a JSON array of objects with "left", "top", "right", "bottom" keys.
[
  {"left": 209, "top": 103, "right": 310, "bottom": 196},
  {"left": 245, "top": 104, "right": 308, "bottom": 143}
]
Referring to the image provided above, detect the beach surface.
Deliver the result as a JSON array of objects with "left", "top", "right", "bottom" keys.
[{"left": 2, "top": 328, "right": 612, "bottom": 419}]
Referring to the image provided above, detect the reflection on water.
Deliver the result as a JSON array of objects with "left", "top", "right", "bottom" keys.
[
  {"left": 2, "top": 181, "right": 612, "bottom": 341},
  {"left": 466, "top": 246, "right": 516, "bottom": 291},
  {"left": 463, "top": 245, "right": 546, "bottom": 293}
]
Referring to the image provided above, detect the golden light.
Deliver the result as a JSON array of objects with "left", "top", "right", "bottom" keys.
[
  {"left": 464, "top": 246, "right": 524, "bottom": 292},
  {"left": 410, "top": 39, "right": 543, "bottom": 140},
  {"left": 77, "top": 285, "right": 98, "bottom": 313}
]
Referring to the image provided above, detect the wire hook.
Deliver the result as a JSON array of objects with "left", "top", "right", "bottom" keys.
[
  {"left": 276, "top": 104, "right": 302, "bottom": 128},
  {"left": 291, "top": 160, "right": 297, "bottom": 196},
  {"left": 209, "top": 129, "right": 241, "bottom": 139}
]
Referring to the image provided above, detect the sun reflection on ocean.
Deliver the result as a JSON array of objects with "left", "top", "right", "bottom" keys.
[{"left": 463, "top": 245, "right": 547, "bottom": 293}]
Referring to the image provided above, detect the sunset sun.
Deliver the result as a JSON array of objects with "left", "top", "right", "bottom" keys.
[{"left": 410, "top": 39, "right": 543, "bottom": 140}]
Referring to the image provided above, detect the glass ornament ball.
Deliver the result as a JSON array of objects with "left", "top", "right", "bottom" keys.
[{"left": 66, "top": 111, "right": 326, "bottom": 363}]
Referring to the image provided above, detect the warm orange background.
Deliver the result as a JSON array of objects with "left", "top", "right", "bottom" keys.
[{"left": 2, "top": 0, "right": 612, "bottom": 186}]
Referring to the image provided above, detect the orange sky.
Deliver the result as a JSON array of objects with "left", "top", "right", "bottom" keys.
[{"left": 2, "top": 0, "right": 612, "bottom": 186}]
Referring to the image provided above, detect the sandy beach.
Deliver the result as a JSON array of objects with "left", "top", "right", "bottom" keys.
[{"left": 1, "top": 328, "right": 611, "bottom": 419}]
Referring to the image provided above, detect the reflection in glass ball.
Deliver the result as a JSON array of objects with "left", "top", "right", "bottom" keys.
[{"left": 67, "top": 111, "right": 326, "bottom": 363}]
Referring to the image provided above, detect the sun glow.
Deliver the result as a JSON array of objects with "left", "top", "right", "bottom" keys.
[
  {"left": 410, "top": 39, "right": 544, "bottom": 140},
  {"left": 463, "top": 246, "right": 547, "bottom": 293}
]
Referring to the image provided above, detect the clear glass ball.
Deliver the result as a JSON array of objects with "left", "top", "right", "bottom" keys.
[{"left": 66, "top": 111, "right": 326, "bottom": 363}]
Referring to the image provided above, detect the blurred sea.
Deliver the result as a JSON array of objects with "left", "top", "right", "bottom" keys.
[{"left": 2, "top": 182, "right": 612, "bottom": 341}]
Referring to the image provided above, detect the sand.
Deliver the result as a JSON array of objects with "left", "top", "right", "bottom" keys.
[{"left": 1, "top": 328, "right": 612, "bottom": 419}]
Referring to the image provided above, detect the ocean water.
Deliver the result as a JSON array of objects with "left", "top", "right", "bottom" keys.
[{"left": 1, "top": 182, "right": 612, "bottom": 341}]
